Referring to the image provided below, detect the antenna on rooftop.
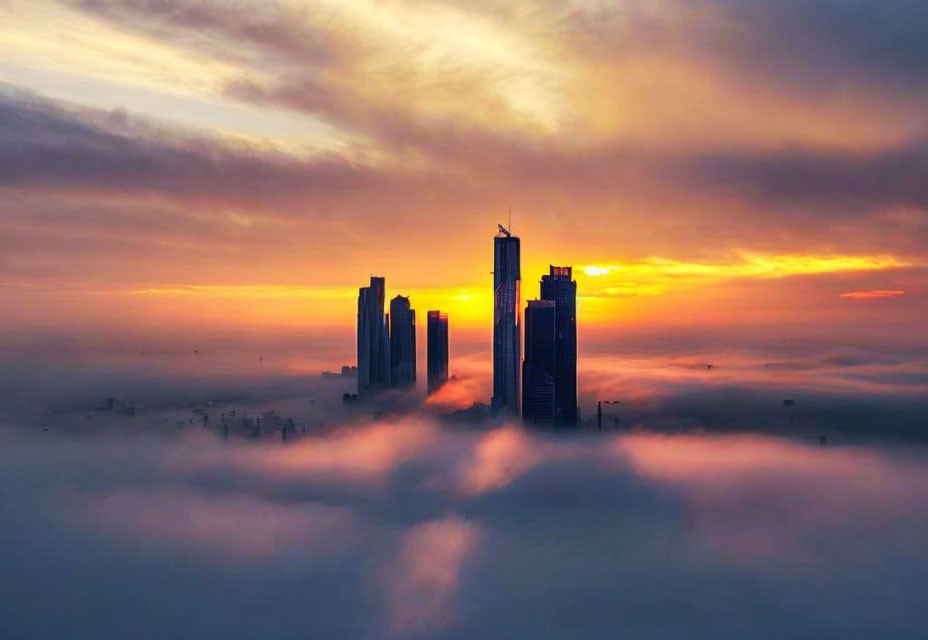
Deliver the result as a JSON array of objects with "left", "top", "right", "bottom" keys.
[{"left": 496, "top": 207, "right": 513, "bottom": 238}]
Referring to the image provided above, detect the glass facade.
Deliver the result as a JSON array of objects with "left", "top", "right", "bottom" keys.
[
  {"left": 427, "top": 310, "right": 449, "bottom": 394},
  {"left": 492, "top": 233, "right": 521, "bottom": 414}
]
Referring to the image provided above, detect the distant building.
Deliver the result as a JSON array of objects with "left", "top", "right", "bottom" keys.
[
  {"left": 357, "top": 276, "right": 389, "bottom": 396},
  {"left": 492, "top": 225, "right": 521, "bottom": 415},
  {"left": 442, "top": 402, "right": 492, "bottom": 425},
  {"left": 540, "top": 266, "right": 578, "bottom": 426},
  {"left": 427, "top": 310, "right": 449, "bottom": 394},
  {"left": 324, "top": 365, "right": 358, "bottom": 378},
  {"left": 390, "top": 295, "right": 417, "bottom": 388},
  {"left": 522, "top": 300, "right": 556, "bottom": 424}
]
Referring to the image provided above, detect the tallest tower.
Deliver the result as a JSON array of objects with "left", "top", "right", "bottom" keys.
[{"left": 492, "top": 224, "right": 521, "bottom": 415}]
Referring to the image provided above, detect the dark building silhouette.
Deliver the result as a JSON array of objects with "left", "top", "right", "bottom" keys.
[
  {"left": 492, "top": 224, "right": 521, "bottom": 415},
  {"left": 427, "top": 310, "right": 449, "bottom": 394},
  {"left": 390, "top": 295, "right": 416, "bottom": 388},
  {"left": 541, "top": 266, "right": 578, "bottom": 426},
  {"left": 357, "top": 276, "right": 389, "bottom": 396},
  {"left": 522, "top": 300, "right": 556, "bottom": 424},
  {"left": 382, "top": 311, "right": 391, "bottom": 388}
]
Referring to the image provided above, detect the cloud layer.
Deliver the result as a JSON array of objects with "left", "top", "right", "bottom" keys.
[{"left": 2, "top": 418, "right": 928, "bottom": 639}]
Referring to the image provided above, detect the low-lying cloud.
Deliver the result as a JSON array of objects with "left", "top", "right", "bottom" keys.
[{"left": 2, "top": 415, "right": 927, "bottom": 639}]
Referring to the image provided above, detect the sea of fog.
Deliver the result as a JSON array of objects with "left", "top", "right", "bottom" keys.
[{"left": 2, "top": 331, "right": 927, "bottom": 638}]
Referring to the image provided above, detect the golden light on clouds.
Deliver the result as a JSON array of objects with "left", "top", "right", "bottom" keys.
[
  {"left": 119, "top": 284, "right": 492, "bottom": 329},
  {"left": 575, "top": 252, "right": 913, "bottom": 324},
  {"left": 324, "top": 0, "right": 566, "bottom": 129},
  {"left": 840, "top": 290, "right": 906, "bottom": 300},
  {"left": 104, "top": 251, "right": 913, "bottom": 330},
  {"left": 581, "top": 253, "right": 908, "bottom": 286},
  {"left": 127, "top": 285, "right": 356, "bottom": 300}
]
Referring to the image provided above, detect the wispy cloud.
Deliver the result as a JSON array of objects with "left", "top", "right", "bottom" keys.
[
  {"left": 840, "top": 289, "right": 906, "bottom": 299},
  {"left": 579, "top": 253, "right": 911, "bottom": 299}
]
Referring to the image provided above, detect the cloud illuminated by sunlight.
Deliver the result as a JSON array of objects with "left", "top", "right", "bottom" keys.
[
  {"left": 580, "top": 252, "right": 909, "bottom": 297},
  {"left": 119, "top": 284, "right": 491, "bottom": 328},
  {"left": 572, "top": 252, "right": 914, "bottom": 324},
  {"left": 583, "top": 252, "right": 907, "bottom": 280},
  {"left": 127, "top": 285, "right": 356, "bottom": 300},
  {"left": 383, "top": 516, "right": 479, "bottom": 637},
  {"left": 840, "top": 290, "right": 906, "bottom": 299},
  {"left": 110, "top": 252, "right": 914, "bottom": 329}
]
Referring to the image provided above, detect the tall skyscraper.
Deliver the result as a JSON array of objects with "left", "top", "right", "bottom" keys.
[
  {"left": 540, "top": 265, "right": 578, "bottom": 426},
  {"left": 522, "top": 300, "right": 556, "bottom": 424},
  {"left": 390, "top": 295, "right": 416, "bottom": 388},
  {"left": 382, "top": 312, "right": 392, "bottom": 388},
  {"left": 492, "top": 224, "right": 520, "bottom": 414},
  {"left": 357, "top": 276, "right": 388, "bottom": 396},
  {"left": 427, "top": 310, "right": 449, "bottom": 394}
]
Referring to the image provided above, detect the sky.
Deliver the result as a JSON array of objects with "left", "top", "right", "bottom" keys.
[{"left": 2, "top": 0, "right": 928, "bottom": 349}]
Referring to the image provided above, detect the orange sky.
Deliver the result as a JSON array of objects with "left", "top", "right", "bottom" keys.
[{"left": 1, "top": 0, "right": 927, "bottom": 344}]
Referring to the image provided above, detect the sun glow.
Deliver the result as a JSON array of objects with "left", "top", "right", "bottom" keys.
[
  {"left": 105, "top": 251, "right": 914, "bottom": 330},
  {"left": 581, "top": 252, "right": 907, "bottom": 281}
]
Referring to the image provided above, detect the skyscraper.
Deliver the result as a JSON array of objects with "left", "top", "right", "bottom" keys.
[
  {"left": 390, "top": 295, "right": 416, "bottom": 388},
  {"left": 357, "top": 276, "right": 388, "bottom": 397},
  {"left": 492, "top": 224, "right": 520, "bottom": 414},
  {"left": 540, "top": 265, "right": 578, "bottom": 426},
  {"left": 382, "top": 312, "right": 391, "bottom": 388},
  {"left": 427, "top": 310, "right": 449, "bottom": 394},
  {"left": 522, "top": 299, "right": 556, "bottom": 424}
]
